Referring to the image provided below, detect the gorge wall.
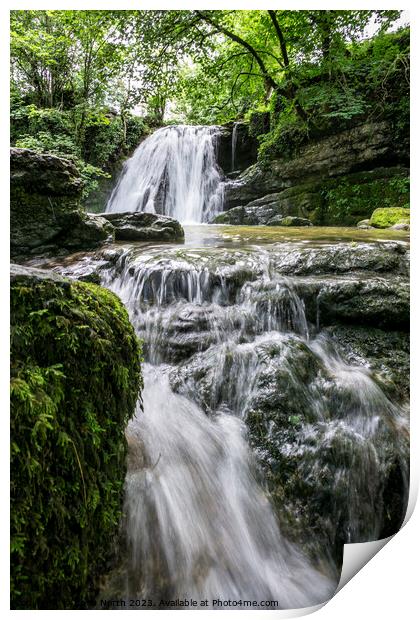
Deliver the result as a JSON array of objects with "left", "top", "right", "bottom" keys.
[{"left": 216, "top": 119, "right": 409, "bottom": 226}]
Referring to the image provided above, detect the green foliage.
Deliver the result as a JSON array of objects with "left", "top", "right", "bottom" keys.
[
  {"left": 10, "top": 101, "right": 146, "bottom": 200},
  {"left": 259, "top": 113, "right": 309, "bottom": 163},
  {"left": 322, "top": 173, "right": 409, "bottom": 225},
  {"left": 259, "top": 28, "right": 409, "bottom": 164},
  {"left": 10, "top": 276, "right": 142, "bottom": 609},
  {"left": 13, "top": 128, "right": 108, "bottom": 200},
  {"left": 10, "top": 11, "right": 150, "bottom": 202}
]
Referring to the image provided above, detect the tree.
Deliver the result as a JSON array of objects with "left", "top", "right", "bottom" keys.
[{"left": 132, "top": 10, "right": 402, "bottom": 123}]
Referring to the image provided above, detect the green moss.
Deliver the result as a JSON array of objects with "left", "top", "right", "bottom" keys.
[
  {"left": 370, "top": 207, "right": 410, "bottom": 229},
  {"left": 321, "top": 171, "right": 409, "bottom": 226},
  {"left": 10, "top": 274, "right": 142, "bottom": 609}
]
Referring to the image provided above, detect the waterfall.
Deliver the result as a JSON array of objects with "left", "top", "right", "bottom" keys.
[
  {"left": 98, "top": 242, "right": 409, "bottom": 609},
  {"left": 231, "top": 122, "right": 239, "bottom": 171},
  {"left": 106, "top": 125, "right": 224, "bottom": 224}
]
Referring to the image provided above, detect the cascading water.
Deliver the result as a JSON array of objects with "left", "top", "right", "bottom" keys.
[
  {"left": 96, "top": 239, "right": 409, "bottom": 609},
  {"left": 231, "top": 122, "right": 239, "bottom": 172},
  {"left": 106, "top": 125, "right": 224, "bottom": 224}
]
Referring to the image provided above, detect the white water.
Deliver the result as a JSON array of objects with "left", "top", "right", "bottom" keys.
[
  {"left": 99, "top": 242, "right": 408, "bottom": 608},
  {"left": 231, "top": 122, "right": 239, "bottom": 171},
  {"left": 100, "top": 251, "right": 339, "bottom": 607},
  {"left": 124, "top": 364, "right": 334, "bottom": 608},
  {"left": 106, "top": 125, "right": 224, "bottom": 224}
]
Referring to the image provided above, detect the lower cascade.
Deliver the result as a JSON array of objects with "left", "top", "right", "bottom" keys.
[
  {"left": 94, "top": 238, "right": 409, "bottom": 609},
  {"left": 106, "top": 125, "right": 224, "bottom": 224}
]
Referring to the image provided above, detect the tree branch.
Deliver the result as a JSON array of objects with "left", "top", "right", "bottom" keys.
[
  {"left": 268, "top": 10, "right": 289, "bottom": 68},
  {"left": 195, "top": 10, "right": 277, "bottom": 90}
]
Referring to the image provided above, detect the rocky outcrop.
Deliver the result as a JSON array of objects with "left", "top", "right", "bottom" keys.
[
  {"left": 36, "top": 235, "right": 409, "bottom": 571},
  {"left": 158, "top": 239, "right": 409, "bottom": 564},
  {"left": 213, "top": 202, "right": 279, "bottom": 225},
  {"left": 99, "top": 211, "right": 185, "bottom": 241},
  {"left": 219, "top": 122, "right": 409, "bottom": 226},
  {"left": 11, "top": 148, "right": 114, "bottom": 261},
  {"left": 73, "top": 241, "right": 408, "bottom": 367},
  {"left": 10, "top": 264, "right": 142, "bottom": 609}
]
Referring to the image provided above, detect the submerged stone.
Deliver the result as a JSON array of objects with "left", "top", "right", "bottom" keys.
[{"left": 268, "top": 216, "right": 312, "bottom": 227}]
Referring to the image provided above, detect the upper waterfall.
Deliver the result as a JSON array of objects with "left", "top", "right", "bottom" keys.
[{"left": 106, "top": 125, "right": 224, "bottom": 224}]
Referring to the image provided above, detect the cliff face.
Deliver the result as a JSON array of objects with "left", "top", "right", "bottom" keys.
[
  {"left": 10, "top": 265, "right": 142, "bottom": 609},
  {"left": 10, "top": 148, "right": 114, "bottom": 261},
  {"left": 217, "top": 121, "right": 409, "bottom": 226}
]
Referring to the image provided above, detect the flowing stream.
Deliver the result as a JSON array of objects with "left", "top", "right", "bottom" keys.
[
  {"left": 106, "top": 125, "right": 224, "bottom": 223},
  {"left": 81, "top": 126, "right": 410, "bottom": 609},
  {"left": 94, "top": 234, "right": 409, "bottom": 609}
]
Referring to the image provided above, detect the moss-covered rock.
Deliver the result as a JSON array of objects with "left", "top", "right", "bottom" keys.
[
  {"left": 370, "top": 207, "right": 410, "bottom": 229},
  {"left": 10, "top": 264, "right": 142, "bottom": 609}
]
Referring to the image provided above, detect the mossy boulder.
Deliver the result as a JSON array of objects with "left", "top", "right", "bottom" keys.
[
  {"left": 10, "top": 265, "right": 142, "bottom": 609},
  {"left": 369, "top": 207, "right": 410, "bottom": 229}
]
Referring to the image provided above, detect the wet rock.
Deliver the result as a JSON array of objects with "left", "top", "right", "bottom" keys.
[
  {"left": 223, "top": 123, "right": 400, "bottom": 209},
  {"left": 11, "top": 148, "right": 114, "bottom": 261},
  {"left": 61, "top": 213, "right": 114, "bottom": 249},
  {"left": 268, "top": 216, "right": 312, "bottom": 227},
  {"left": 216, "top": 122, "right": 258, "bottom": 173},
  {"left": 213, "top": 204, "right": 277, "bottom": 225},
  {"left": 391, "top": 223, "right": 410, "bottom": 231},
  {"left": 169, "top": 332, "right": 408, "bottom": 566},
  {"left": 270, "top": 242, "right": 409, "bottom": 277},
  {"left": 301, "top": 275, "right": 409, "bottom": 330},
  {"left": 326, "top": 325, "right": 409, "bottom": 402},
  {"left": 220, "top": 119, "right": 408, "bottom": 225},
  {"left": 357, "top": 219, "right": 372, "bottom": 229},
  {"left": 99, "top": 211, "right": 185, "bottom": 241},
  {"left": 244, "top": 333, "right": 408, "bottom": 562}
]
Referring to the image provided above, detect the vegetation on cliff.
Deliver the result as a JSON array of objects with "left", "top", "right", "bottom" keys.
[{"left": 10, "top": 267, "right": 142, "bottom": 609}]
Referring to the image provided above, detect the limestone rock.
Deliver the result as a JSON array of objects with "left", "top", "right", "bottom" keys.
[
  {"left": 98, "top": 211, "right": 185, "bottom": 241},
  {"left": 391, "top": 223, "right": 410, "bottom": 231},
  {"left": 10, "top": 148, "right": 114, "bottom": 261}
]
